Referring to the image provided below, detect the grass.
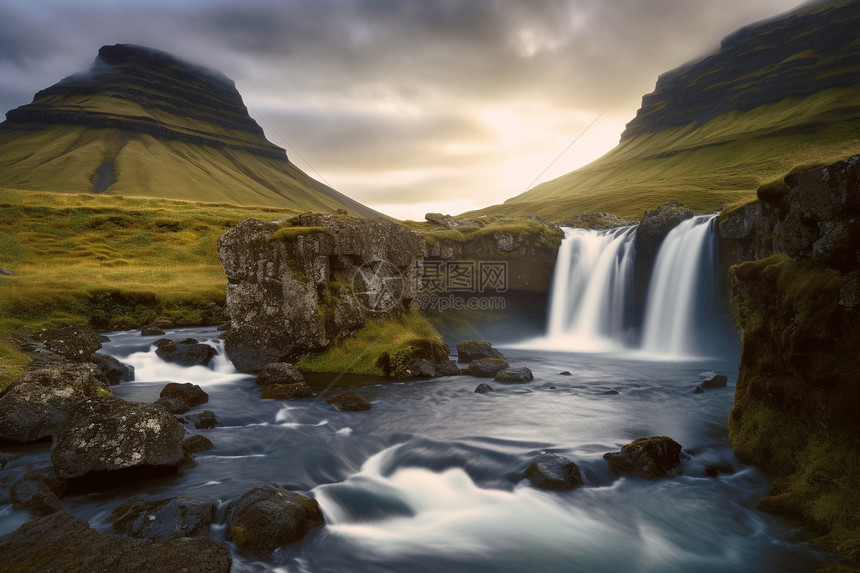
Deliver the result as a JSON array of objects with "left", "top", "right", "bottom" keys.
[
  {"left": 295, "top": 309, "right": 443, "bottom": 377},
  {"left": 413, "top": 216, "right": 563, "bottom": 250},
  {"left": 464, "top": 86, "right": 860, "bottom": 221}
]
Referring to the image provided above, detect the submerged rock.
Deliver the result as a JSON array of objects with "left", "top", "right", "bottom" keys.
[
  {"left": 226, "top": 483, "right": 324, "bottom": 554},
  {"left": 182, "top": 435, "right": 214, "bottom": 454},
  {"left": 256, "top": 363, "right": 305, "bottom": 386},
  {"left": 154, "top": 339, "right": 217, "bottom": 367},
  {"left": 474, "top": 383, "right": 495, "bottom": 394},
  {"left": 327, "top": 391, "right": 372, "bottom": 411},
  {"left": 112, "top": 496, "right": 216, "bottom": 539},
  {"left": 141, "top": 326, "right": 165, "bottom": 336},
  {"left": 260, "top": 382, "right": 315, "bottom": 400},
  {"left": 187, "top": 410, "right": 218, "bottom": 430},
  {"left": 527, "top": 453, "right": 583, "bottom": 490},
  {"left": 699, "top": 372, "right": 728, "bottom": 389},
  {"left": 0, "top": 510, "right": 232, "bottom": 572},
  {"left": 0, "top": 365, "right": 111, "bottom": 443},
  {"left": 51, "top": 397, "right": 185, "bottom": 480},
  {"left": 456, "top": 340, "right": 505, "bottom": 363},
  {"left": 604, "top": 436, "right": 683, "bottom": 478},
  {"left": 494, "top": 366, "right": 534, "bottom": 383},
  {"left": 467, "top": 358, "right": 510, "bottom": 378}
]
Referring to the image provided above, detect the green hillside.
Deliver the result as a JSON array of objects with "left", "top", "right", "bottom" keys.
[
  {"left": 467, "top": 0, "right": 860, "bottom": 221},
  {"left": 0, "top": 44, "right": 382, "bottom": 218}
]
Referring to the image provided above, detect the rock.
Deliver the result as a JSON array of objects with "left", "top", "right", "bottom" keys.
[
  {"left": 51, "top": 397, "right": 185, "bottom": 480},
  {"left": 425, "top": 212, "right": 457, "bottom": 228},
  {"left": 182, "top": 435, "right": 214, "bottom": 454},
  {"left": 474, "top": 383, "right": 495, "bottom": 394},
  {"left": 0, "top": 511, "right": 232, "bottom": 572},
  {"left": 226, "top": 483, "right": 325, "bottom": 554},
  {"left": 699, "top": 372, "right": 728, "bottom": 389},
  {"left": 0, "top": 268, "right": 13, "bottom": 275},
  {"left": 467, "top": 358, "right": 510, "bottom": 378},
  {"left": 187, "top": 410, "right": 218, "bottom": 430},
  {"left": 10, "top": 469, "right": 65, "bottom": 516},
  {"left": 156, "top": 382, "right": 209, "bottom": 415},
  {"left": 219, "top": 214, "right": 425, "bottom": 372},
  {"left": 604, "top": 389, "right": 620, "bottom": 395},
  {"left": 34, "top": 324, "right": 102, "bottom": 363},
  {"left": 327, "top": 391, "right": 372, "bottom": 411},
  {"left": 526, "top": 453, "right": 583, "bottom": 490},
  {"left": 603, "top": 436, "right": 683, "bottom": 478},
  {"left": 494, "top": 366, "right": 534, "bottom": 383},
  {"left": 377, "top": 339, "right": 451, "bottom": 378},
  {"left": 154, "top": 339, "right": 217, "bottom": 367},
  {"left": 693, "top": 385, "right": 705, "bottom": 394},
  {"left": 456, "top": 340, "right": 505, "bottom": 363},
  {"left": 0, "top": 365, "right": 111, "bottom": 443},
  {"left": 89, "top": 352, "right": 135, "bottom": 385},
  {"left": 435, "top": 360, "right": 462, "bottom": 377},
  {"left": 260, "top": 382, "right": 315, "bottom": 400},
  {"left": 559, "top": 371, "right": 572, "bottom": 376},
  {"left": 112, "top": 496, "right": 216, "bottom": 539},
  {"left": 635, "top": 201, "right": 695, "bottom": 257},
  {"left": 0, "top": 455, "right": 8, "bottom": 470},
  {"left": 141, "top": 326, "right": 165, "bottom": 336},
  {"left": 562, "top": 212, "right": 632, "bottom": 230},
  {"left": 256, "top": 362, "right": 305, "bottom": 386}
]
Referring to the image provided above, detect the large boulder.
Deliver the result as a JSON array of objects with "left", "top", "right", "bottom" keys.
[
  {"left": 603, "top": 436, "right": 683, "bottom": 478},
  {"left": 456, "top": 340, "right": 505, "bottom": 363},
  {"left": 51, "top": 397, "right": 185, "bottom": 480},
  {"left": 0, "top": 511, "right": 232, "bottom": 572},
  {"left": 154, "top": 339, "right": 217, "bottom": 367},
  {"left": 226, "top": 483, "right": 325, "bottom": 554},
  {"left": 526, "top": 453, "right": 583, "bottom": 490},
  {"left": 112, "top": 496, "right": 216, "bottom": 539},
  {"left": 0, "top": 365, "right": 112, "bottom": 443},
  {"left": 33, "top": 324, "right": 102, "bottom": 363},
  {"left": 495, "top": 366, "right": 534, "bottom": 383},
  {"left": 89, "top": 353, "right": 135, "bottom": 385},
  {"left": 218, "top": 214, "right": 425, "bottom": 372}
]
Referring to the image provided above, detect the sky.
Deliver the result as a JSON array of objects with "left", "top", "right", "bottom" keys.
[{"left": 0, "top": 0, "right": 804, "bottom": 220}]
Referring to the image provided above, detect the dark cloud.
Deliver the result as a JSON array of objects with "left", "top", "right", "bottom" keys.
[{"left": 0, "top": 0, "right": 803, "bottom": 214}]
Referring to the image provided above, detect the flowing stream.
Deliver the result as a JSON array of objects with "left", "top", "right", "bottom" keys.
[{"left": 0, "top": 326, "right": 828, "bottom": 572}]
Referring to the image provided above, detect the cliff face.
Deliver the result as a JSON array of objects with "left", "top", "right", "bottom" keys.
[
  {"left": 219, "top": 214, "right": 424, "bottom": 372},
  {"left": 622, "top": 0, "right": 860, "bottom": 141},
  {"left": 0, "top": 44, "right": 382, "bottom": 217},
  {"left": 721, "top": 155, "right": 860, "bottom": 558}
]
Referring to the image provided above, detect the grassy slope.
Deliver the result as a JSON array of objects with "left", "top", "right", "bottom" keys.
[
  {"left": 465, "top": 86, "right": 860, "bottom": 221},
  {"left": 0, "top": 125, "right": 376, "bottom": 215}
]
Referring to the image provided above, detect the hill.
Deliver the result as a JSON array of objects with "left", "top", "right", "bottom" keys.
[
  {"left": 466, "top": 0, "right": 860, "bottom": 222},
  {"left": 0, "top": 44, "right": 382, "bottom": 218}
]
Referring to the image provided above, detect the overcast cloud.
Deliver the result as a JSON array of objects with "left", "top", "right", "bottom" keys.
[{"left": 0, "top": 0, "right": 803, "bottom": 219}]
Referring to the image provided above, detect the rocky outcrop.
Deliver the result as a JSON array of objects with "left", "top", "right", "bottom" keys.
[
  {"left": 226, "top": 484, "right": 324, "bottom": 554},
  {"left": 635, "top": 201, "right": 695, "bottom": 260},
  {"left": 0, "top": 511, "right": 232, "bottom": 573},
  {"left": 51, "top": 397, "right": 185, "bottom": 480},
  {"left": 219, "top": 214, "right": 424, "bottom": 372},
  {"left": 720, "top": 155, "right": 860, "bottom": 268},
  {"left": 0, "top": 365, "right": 112, "bottom": 443},
  {"left": 32, "top": 324, "right": 102, "bottom": 363},
  {"left": 723, "top": 155, "right": 860, "bottom": 556},
  {"left": 603, "top": 436, "right": 683, "bottom": 478},
  {"left": 456, "top": 340, "right": 505, "bottom": 363}
]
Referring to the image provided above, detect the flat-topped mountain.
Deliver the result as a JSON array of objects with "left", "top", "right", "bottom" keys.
[
  {"left": 468, "top": 0, "right": 860, "bottom": 221},
  {"left": 0, "top": 44, "right": 381, "bottom": 217}
]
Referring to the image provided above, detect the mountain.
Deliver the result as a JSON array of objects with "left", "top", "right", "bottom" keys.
[
  {"left": 0, "top": 44, "right": 382, "bottom": 217},
  {"left": 467, "top": 0, "right": 860, "bottom": 222}
]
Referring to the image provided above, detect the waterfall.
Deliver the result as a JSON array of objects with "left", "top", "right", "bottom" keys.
[
  {"left": 545, "top": 226, "right": 637, "bottom": 351},
  {"left": 641, "top": 214, "right": 719, "bottom": 357},
  {"left": 543, "top": 214, "right": 729, "bottom": 358}
]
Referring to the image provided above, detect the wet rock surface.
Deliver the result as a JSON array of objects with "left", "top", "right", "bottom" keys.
[
  {"left": 327, "top": 391, "right": 372, "bottom": 411},
  {"left": 111, "top": 496, "right": 216, "bottom": 539},
  {"left": 527, "top": 453, "right": 583, "bottom": 490},
  {"left": 604, "top": 436, "right": 683, "bottom": 478}
]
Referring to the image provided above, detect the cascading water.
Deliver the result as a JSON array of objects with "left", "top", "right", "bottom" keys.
[
  {"left": 545, "top": 226, "right": 637, "bottom": 351},
  {"left": 544, "top": 214, "right": 731, "bottom": 358},
  {"left": 641, "top": 214, "right": 720, "bottom": 357}
]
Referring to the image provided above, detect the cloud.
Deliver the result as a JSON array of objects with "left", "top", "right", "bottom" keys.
[{"left": 0, "top": 0, "right": 804, "bottom": 215}]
